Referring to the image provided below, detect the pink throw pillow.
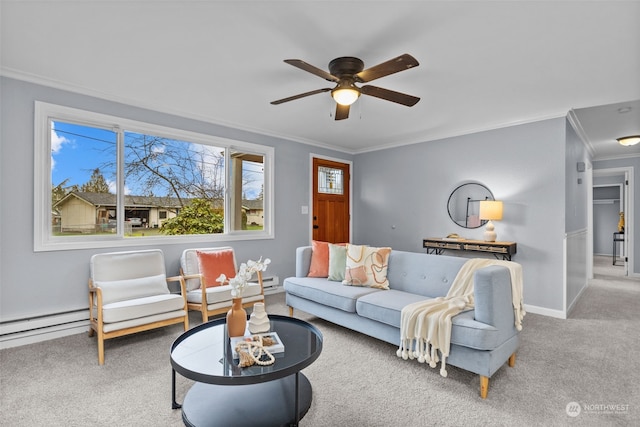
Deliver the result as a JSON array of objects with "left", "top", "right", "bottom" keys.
[
  {"left": 308, "top": 240, "right": 330, "bottom": 277},
  {"left": 196, "top": 249, "right": 236, "bottom": 288}
]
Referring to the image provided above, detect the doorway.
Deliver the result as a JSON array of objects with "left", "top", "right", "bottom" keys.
[
  {"left": 311, "top": 156, "right": 351, "bottom": 243},
  {"left": 589, "top": 167, "right": 633, "bottom": 278}
]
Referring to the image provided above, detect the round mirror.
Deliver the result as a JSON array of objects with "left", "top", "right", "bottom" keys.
[{"left": 447, "top": 182, "right": 494, "bottom": 229}]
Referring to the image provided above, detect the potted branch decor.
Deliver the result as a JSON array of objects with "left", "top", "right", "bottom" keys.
[{"left": 217, "top": 257, "right": 270, "bottom": 337}]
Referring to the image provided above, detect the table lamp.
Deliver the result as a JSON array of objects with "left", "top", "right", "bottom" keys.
[{"left": 479, "top": 200, "right": 503, "bottom": 242}]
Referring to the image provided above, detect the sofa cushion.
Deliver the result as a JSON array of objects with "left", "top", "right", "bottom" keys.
[
  {"left": 450, "top": 310, "right": 503, "bottom": 350},
  {"left": 328, "top": 243, "right": 347, "bottom": 281},
  {"left": 343, "top": 244, "right": 392, "bottom": 289},
  {"left": 356, "top": 290, "right": 429, "bottom": 328},
  {"left": 284, "top": 277, "right": 380, "bottom": 313},
  {"left": 94, "top": 274, "right": 169, "bottom": 305},
  {"left": 357, "top": 292, "right": 505, "bottom": 351}
]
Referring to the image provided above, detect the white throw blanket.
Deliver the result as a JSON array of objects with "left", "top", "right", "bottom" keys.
[{"left": 396, "top": 258, "right": 525, "bottom": 377}]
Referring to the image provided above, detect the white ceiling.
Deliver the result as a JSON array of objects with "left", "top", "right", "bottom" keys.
[{"left": 1, "top": 1, "right": 639, "bottom": 158}]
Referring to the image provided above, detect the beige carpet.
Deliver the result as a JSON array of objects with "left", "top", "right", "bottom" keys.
[{"left": 1, "top": 259, "right": 638, "bottom": 426}]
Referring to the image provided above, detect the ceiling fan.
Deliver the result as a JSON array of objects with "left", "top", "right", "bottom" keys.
[{"left": 270, "top": 54, "right": 420, "bottom": 120}]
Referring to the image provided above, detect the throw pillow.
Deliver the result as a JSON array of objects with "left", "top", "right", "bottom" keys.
[
  {"left": 196, "top": 249, "right": 236, "bottom": 288},
  {"left": 342, "top": 244, "right": 392, "bottom": 289},
  {"left": 327, "top": 243, "right": 347, "bottom": 282},
  {"left": 307, "top": 240, "right": 330, "bottom": 277}
]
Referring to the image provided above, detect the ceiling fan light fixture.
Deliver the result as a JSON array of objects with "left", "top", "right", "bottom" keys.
[
  {"left": 617, "top": 135, "right": 640, "bottom": 146},
  {"left": 331, "top": 83, "right": 360, "bottom": 106}
]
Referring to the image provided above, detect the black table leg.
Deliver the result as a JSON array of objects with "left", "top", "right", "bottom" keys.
[
  {"left": 292, "top": 372, "right": 300, "bottom": 427},
  {"left": 172, "top": 368, "right": 182, "bottom": 409}
]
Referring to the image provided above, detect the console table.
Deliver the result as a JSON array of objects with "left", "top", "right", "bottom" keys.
[{"left": 423, "top": 238, "right": 517, "bottom": 261}]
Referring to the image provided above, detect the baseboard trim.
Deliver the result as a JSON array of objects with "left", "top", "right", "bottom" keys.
[{"left": 524, "top": 303, "right": 567, "bottom": 319}]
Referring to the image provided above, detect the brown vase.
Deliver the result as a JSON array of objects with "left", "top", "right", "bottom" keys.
[{"left": 226, "top": 297, "right": 247, "bottom": 337}]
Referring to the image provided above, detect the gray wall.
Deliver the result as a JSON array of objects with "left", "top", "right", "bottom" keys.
[
  {"left": 594, "top": 156, "right": 640, "bottom": 273},
  {"left": 565, "top": 122, "right": 590, "bottom": 232},
  {"left": 0, "top": 77, "right": 352, "bottom": 322},
  {"left": 564, "top": 120, "right": 590, "bottom": 311},
  {"left": 351, "top": 118, "right": 567, "bottom": 312},
  {"left": 0, "top": 75, "right": 584, "bottom": 324}
]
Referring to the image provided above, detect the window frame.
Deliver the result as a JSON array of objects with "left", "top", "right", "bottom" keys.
[{"left": 34, "top": 101, "right": 274, "bottom": 252}]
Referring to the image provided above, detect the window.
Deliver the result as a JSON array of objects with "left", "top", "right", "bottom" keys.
[
  {"left": 35, "top": 102, "right": 273, "bottom": 251},
  {"left": 318, "top": 166, "right": 344, "bottom": 195}
]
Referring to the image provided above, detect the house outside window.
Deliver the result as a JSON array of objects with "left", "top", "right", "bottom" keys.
[{"left": 35, "top": 102, "right": 274, "bottom": 251}]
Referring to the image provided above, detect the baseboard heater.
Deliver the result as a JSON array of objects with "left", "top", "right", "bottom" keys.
[
  {"left": 0, "top": 309, "right": 89, "bottom": 350},
  {"left": 251, "top": 275, "right": 281, "bottom": 295},
  {"left": 1, "top": 277, "right": 282, "bottom": 349}
]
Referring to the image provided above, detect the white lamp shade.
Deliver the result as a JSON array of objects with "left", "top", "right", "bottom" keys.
[
  {"left": 479, "top": 200, "right": 503, "bottom": 242},
  {"left": 479, "top": 200, "right": 503, "bottom": 221},
  {"left": 617, "top": 135, "right": 640, "bottom": 146},
  {"left": 332, "top": 88, "right": 360, "bottom": 106}
]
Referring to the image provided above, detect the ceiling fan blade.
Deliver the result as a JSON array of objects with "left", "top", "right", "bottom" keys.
[
  {"left": 335, "top": 103, "right": 350, "bottom": 120},
  {"left": 270, "top": 88, "right": 331, "bottom": 105},
  {"left": 355, "top": 54, "right": 419, "bottom": 83},
  {"left": 284, "top": 59, "right": 340, "bottom": 82},
  {"left": 361, "top": 85, "right": 420, "bottom": 107}
]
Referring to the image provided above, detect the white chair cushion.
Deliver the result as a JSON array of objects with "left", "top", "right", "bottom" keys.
[
  {"left": 100, "top": 294, "right": 185, "bottom": 323},
  {"left": 94, "top": 274, "right": 169, "bottom": 305},
  {"left": 186, "top": 281, "right": 262, "bottom": 304},
  {"left": 102, "top": 309, "right": 186, "bottom": 333}
]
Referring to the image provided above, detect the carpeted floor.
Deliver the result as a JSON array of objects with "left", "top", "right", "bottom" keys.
[{"left": 0, "top": 256, "right": 638, "bottom": 426}]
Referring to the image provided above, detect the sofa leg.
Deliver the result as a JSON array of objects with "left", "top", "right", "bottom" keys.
[
  {"left": 508, "top": 352, "right": 516, "bottom": 367},
  {"left": 480, "top": 376, "right": 489, "bottom": 399},
  {"left": 288, "top": 306, "right": 294, "bottom": 317}
]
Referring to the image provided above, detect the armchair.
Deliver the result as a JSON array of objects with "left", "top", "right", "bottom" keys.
[
  {"left": 180, "top": 247, "right": 265, "bottom": 322},
  {"left": 88, "top": 249, "right": 189, "bottom": 365}
]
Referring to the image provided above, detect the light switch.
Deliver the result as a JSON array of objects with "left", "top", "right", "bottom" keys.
[{"left": 301, "top": 206, "right": 309, "bottom": 214}]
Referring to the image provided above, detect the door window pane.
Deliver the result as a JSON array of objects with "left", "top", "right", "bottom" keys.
[{"left": 318, "top": 166, "right": 343, "bottom": 195}]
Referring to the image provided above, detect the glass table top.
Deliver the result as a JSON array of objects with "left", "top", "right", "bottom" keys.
[{"left": 171, "top": 314, "right": 323, "bottom": 386}]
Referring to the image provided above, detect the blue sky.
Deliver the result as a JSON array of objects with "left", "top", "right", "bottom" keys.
[
  {"left": 51, "top": 121, "right": 117, "bottom": 191},
  {"left": 51, "top": 121, "right": 263, "bottom": 199}
]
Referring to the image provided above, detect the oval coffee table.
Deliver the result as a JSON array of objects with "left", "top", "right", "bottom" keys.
[{"left": 171, "top": 314, "right": 323, "bottom": 427}]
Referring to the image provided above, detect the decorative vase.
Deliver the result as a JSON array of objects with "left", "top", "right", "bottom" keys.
[
  {"left": 226, "top": 298, "right": 247, "bottom": 337},
  {"left": 248, "top": 302, "right": 270, "bottom": 334}
]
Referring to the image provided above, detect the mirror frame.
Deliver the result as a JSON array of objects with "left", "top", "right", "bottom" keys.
[{"left": 447, "top": 182, "right": 495, "bottom": 229}]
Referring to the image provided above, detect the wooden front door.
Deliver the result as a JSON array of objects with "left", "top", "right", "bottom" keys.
[{"left": 312, "top": 157, "right": 350, "bottom": 243}]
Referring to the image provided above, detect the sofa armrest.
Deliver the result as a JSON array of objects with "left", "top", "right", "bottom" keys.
[
  {"left": 295, "top": 246, "right": 313, "bottom": 277},
  {"left": 473, "top": 266, "right": 516, "bottom": 331}
]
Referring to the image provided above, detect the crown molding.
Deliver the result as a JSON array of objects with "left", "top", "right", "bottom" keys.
[{"left": 567, "top": 109, "right": 595, "bottom": 158}]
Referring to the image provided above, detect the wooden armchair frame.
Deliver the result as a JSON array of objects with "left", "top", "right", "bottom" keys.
[
  {"left": 88, "top": 251, "right": 189, "bottom": 365},
  {"left": 180, "top": 270, "right": 265, "bottom": 323}
]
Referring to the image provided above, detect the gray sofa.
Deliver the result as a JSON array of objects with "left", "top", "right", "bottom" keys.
[{"left": 283, "top": 246, "right": 520, "bottom": 398}]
